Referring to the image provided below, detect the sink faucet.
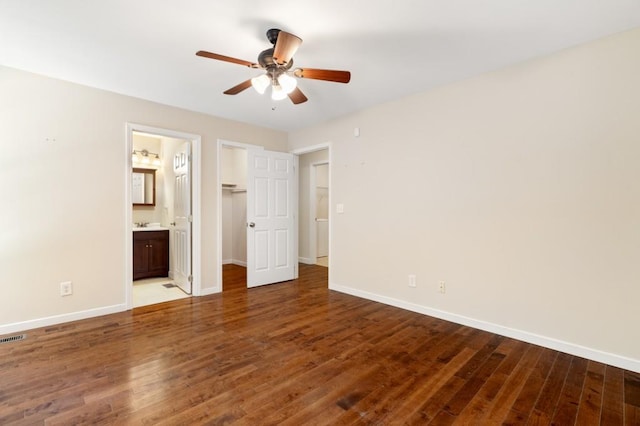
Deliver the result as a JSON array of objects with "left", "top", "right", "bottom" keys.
[{"left": 135, "top": 222, "right": 149, "bottom": 228}]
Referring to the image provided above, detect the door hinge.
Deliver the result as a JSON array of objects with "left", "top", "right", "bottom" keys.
[{"left": 188, "top": 275, "right": 193, "bottom": 283}]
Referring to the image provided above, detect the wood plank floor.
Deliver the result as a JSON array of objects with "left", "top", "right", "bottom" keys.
[{"left": 1, "top": 264, "right": 639, "bottom": 425}]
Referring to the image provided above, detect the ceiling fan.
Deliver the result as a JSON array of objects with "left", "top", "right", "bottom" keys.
[{"left": 196, "top": 28, "right": 351, "bottom": 105}]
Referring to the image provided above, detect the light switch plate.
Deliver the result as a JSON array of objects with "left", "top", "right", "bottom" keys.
[{"left": 336, "top": 203, "right": 344, "bottom": 214}]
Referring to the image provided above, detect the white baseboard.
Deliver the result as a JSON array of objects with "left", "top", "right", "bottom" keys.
[
  {"left": 329, "top": 282, "right": 640, "bottom": 374},
  {"left": 222, "top": 259, "right": 233, "bottom": 265},
  {"left": 199, "top": 286, "right": 220, "bottom": 296},
  {"left": 231, "top": 259, "right": 247, "bottom": 267},
  {"left": 0, "top": 304, "right": 127, "bottom": 336},
  {"left": 298, "top": 257, "right": 314, "bottom": 265}
]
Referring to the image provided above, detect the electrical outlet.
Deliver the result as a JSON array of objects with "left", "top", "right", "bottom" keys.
[
  {"left": 408, "top": 274, "right": 416, "bottom": 288},
  {"left": 439, "top": 281, "right": 446, "bottom": 294},
  {"left": 60, "top": 281, "right": 73, "bottom": 296}
]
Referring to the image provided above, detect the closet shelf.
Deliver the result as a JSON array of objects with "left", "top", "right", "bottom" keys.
[{"left": 222, "top": 183, "right": 246, "bottom": 193}]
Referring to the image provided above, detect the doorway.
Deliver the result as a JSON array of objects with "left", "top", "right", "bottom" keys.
[
  {"left": 296, "top": 147, "right": 330, "bottom": 269},
  {"left": 125, "top": 123, "right": 202, "bottom": 309},
  {"left": 220, "top": 144, "right": 248, "bottom": 292},
  {"left": 217, "top": 140, "right": 261, "bottom": 292},
  {"left": 217, "top": 140, "right": 298, "bottom": 291}
]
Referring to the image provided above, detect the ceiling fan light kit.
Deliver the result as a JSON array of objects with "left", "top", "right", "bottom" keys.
[
  {"left": 277, "top": 74, "right": 297, "bottom": 93},
  {"left": 271, "top": 84, "right": 288, "bottom": 101},
  {"left": 196, "top": 28, "right": 351, "bottom": 105},
  {"left": 251, "top": 74, "right": 270, "bottom": 94}
]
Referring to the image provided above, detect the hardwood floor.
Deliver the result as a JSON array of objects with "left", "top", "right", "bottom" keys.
[{"left": 1, "top": 264, "right": 639, "bottom": 425}]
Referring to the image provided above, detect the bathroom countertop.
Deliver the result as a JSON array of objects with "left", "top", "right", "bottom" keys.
[{"left": 133, "top": 226, "right": 169, "bottom": 232}]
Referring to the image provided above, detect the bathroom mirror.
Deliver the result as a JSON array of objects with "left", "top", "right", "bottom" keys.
[{"left": 132, "top": 168, "right": 156, "bottom": 206}]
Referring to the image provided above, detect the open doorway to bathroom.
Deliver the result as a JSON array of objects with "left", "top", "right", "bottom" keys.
[
  {"left": 126, "top": 124, "right": 202, "bottom": 309},
  {"left": 131, "top": 132, "right": 187, "bottom": 307}
]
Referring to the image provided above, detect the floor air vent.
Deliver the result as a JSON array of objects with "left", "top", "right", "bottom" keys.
[{"left": 0, "top": 334, "right": 26, "bottom": 344}]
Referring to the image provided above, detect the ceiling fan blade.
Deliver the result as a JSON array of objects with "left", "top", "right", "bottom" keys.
[
  {"left": 196, "top": 50, "right": 258, "bottom": 68},
  {"left": 223, "top": 79, "right": 253, "bottom": 95},
  {"left": 288, "top": 87, "right": 308, "bottom": 105},
  {"left": 273, "top": 31, "right": 302, "bottom": 65},
  {"left": 294, "top": 68, "right": 351, "bottom": 83}
]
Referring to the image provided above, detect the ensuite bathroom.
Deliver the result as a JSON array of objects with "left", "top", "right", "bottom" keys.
[{"left": 131, "top": 131, "right": 191, "bottom": 307}]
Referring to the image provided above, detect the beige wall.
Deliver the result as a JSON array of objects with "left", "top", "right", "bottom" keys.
[
  {"left": 289, "top": 29, "right": 640, "bottom": 369},
  {"left": 231, "top": 192, "right": 247, "bottom": 264},
  {"left": 0, "top": 65, "right": 287, "bottom": 331}
]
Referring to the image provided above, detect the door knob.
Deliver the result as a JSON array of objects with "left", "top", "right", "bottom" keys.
[{"left": 248, "top": 222, "right": 255, "bottom": 228}]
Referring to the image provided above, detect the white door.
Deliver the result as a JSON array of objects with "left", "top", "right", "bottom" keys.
[
  {"left": 246, "top": 149, "right": 296, "bottom": 288},
  {"left": 173, "top": 142, "right": 192, "bottom": 293}
]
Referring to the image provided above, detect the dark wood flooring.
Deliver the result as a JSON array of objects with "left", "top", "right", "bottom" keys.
[{"left": 1, "top": 264, "right": 639, "bottom": 425}]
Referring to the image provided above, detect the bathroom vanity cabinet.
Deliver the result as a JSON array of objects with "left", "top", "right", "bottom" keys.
[{"left": 133, "top": 230, "right": 169, "bottom": 280}]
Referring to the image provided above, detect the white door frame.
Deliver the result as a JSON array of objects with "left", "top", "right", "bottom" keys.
[
  {"left": 216, "top": 139, "right": 264, "bottom": 291},
  {"left": 290, "top": 142, "right": 332, "bottom": 272},
  {"left": 309, "top": 160, "right": 329, "bottom": 264},
  {"left": 125, "top": 123, "right": 202, "bottom": 309}
]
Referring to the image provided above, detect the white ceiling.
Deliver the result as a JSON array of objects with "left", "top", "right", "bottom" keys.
[{"left": 2, "top": 1, "right": 639, "bottom": 132}]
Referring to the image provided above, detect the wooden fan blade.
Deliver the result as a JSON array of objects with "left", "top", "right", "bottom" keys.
[
  {"left": 223, "top": 79, "right": 253, "bottom": 95},
  {"left": 294, "top": 68, "right": 351, "bottom": 83},
  {"left": 196, "top": 50, "right": 258, "bottom": 68},
  {"left": 288, "top": 87, "right": 308, "bottom": 105},
  {"left": 273, "top": 31, "right": 302, "bottom": 65}
]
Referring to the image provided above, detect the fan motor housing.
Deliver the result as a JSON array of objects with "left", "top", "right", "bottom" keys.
[
  {"left": 258, "top": 48, "right": 275, "bottom": 68},
  {"left": 258, "top": 48, "right": 293, "bottom": 70}
]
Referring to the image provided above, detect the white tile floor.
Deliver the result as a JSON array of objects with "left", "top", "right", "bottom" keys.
[{"left": 132, "top": 277, "right": 189, "bottom": 308}]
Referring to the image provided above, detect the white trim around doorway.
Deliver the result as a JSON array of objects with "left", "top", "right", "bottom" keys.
[
  {"left": 290, "top": 142, "right": 332, "bottom": 278},
  {"left": 125, "top": 123, "right": 202, "bottom": 309}
]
